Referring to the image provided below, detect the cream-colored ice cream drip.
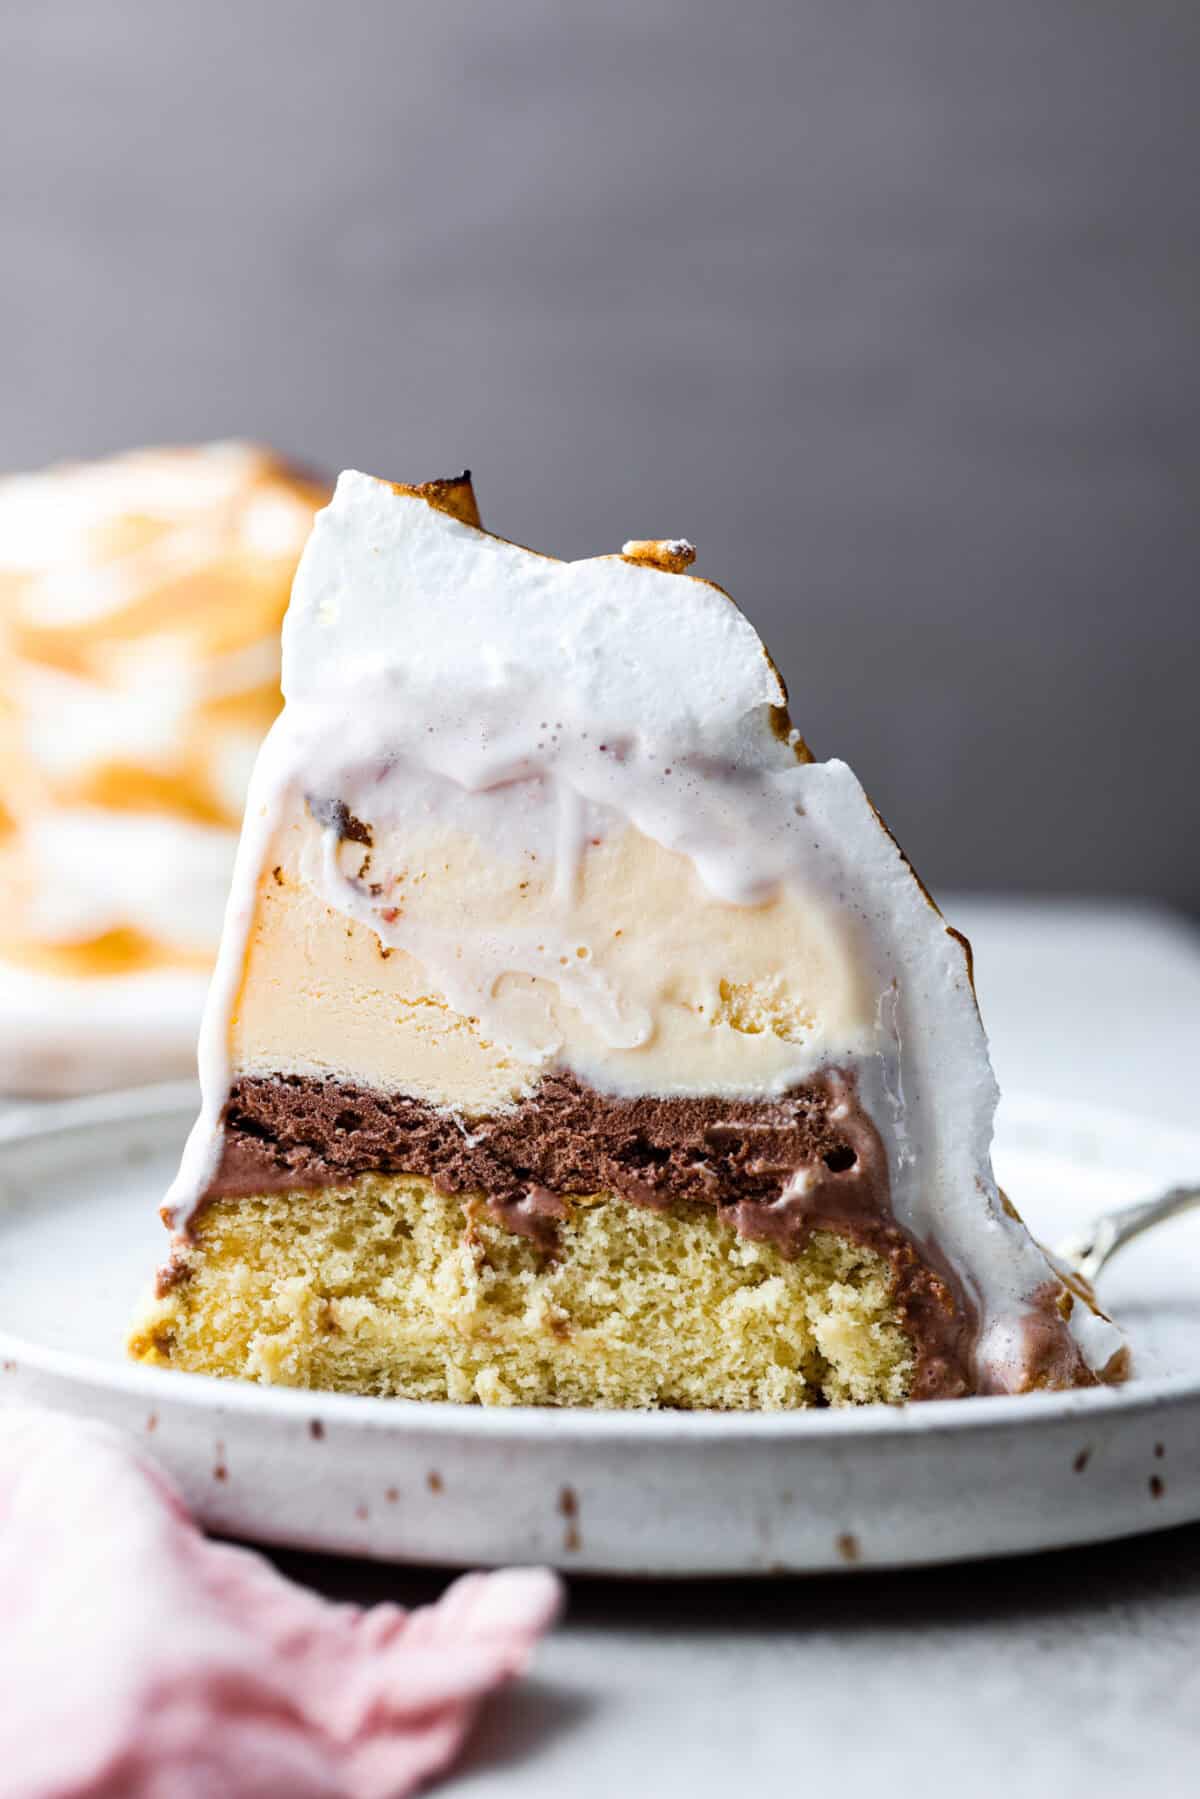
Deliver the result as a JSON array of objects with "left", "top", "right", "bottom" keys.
[
  {"left": 168, "top": 469, "right": 1126, "bottom": 1391},
  {"left": 0, "top": 442, "right": 326, "bottom": 1090},
  {"left": 233, "top": 801, "right": 876, "bottom": 1113}
]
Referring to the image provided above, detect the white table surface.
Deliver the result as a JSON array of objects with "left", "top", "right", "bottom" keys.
[{"left": 239, "top": 899, "right": 1200, "bottom": 1795}]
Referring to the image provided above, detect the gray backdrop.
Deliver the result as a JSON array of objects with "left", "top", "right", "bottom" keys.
[{"left": 2, "top": 0, "right": 1197, "bottom": 905}]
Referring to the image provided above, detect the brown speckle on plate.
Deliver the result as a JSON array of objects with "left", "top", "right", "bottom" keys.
[{"left": 558, "top": 1484, "right": 581, "bottom": 1552}]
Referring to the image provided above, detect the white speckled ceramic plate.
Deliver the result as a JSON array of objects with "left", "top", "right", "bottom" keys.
[{"left": 0, "top": 1085, "right": 1197, "bottom": 1574}]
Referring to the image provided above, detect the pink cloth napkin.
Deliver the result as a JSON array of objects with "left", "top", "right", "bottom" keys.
[{"left": 0, "top": 1407, "right": 562, "bottom": 1799}]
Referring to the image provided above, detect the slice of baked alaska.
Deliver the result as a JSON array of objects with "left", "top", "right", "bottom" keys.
[{"left": 129, "top": 470, "right": 1127, "bottom": 1407}]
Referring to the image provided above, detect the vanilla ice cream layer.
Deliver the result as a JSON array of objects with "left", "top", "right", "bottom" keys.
[
  {"left": 232, "top": 802, "right": 877, "bottom": 1112},
  {"left": 168, "top": 472, "right": 1125, "bottom": 1389}
]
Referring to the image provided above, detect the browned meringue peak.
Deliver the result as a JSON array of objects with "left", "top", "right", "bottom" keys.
[
  {"left": 389, "top": 470, "right": 482, "bottom": 529},
  {"left": 621, "top": 538, "right": 697, "bottom": 574}
]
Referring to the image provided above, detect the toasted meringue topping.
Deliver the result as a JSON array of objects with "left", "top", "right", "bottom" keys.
[{"left": 621, "top": 538, "right": 697, "bottom": 573}]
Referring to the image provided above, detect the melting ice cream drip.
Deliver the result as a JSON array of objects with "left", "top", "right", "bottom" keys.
[{"left": 305, "top": 799, "right": 654, "bottom": 1061}]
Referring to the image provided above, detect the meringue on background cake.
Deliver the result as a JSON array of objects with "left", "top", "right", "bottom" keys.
[
  {"left": 130, "top": 470, "right": 1128, "bottom": 1408},
  {"left": 0, "top": 443, "right": 327, "bottom": 1093}
]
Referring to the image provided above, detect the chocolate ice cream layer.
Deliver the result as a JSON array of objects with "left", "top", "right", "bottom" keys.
[{"left": 205, "top": 1068, "right": 980, "bottom": 1398}]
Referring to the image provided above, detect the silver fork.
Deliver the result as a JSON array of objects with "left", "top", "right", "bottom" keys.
[{"left": 1055, "top": 1184, "right": 1200, "bottom": 1284}]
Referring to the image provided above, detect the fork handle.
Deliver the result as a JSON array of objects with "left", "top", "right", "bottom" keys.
[{"left": 1055, "top": 1184, "right": 1200, "bottom": 1284}]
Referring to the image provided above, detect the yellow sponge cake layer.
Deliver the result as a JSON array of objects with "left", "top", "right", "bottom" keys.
[{"left": 132, "top": 1176, "right": 915, "bottom": 1409}]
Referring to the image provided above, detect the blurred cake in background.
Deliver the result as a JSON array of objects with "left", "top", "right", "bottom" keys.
[{"left": 0, "top": 442, "right": 327, "bottom": 1093}]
